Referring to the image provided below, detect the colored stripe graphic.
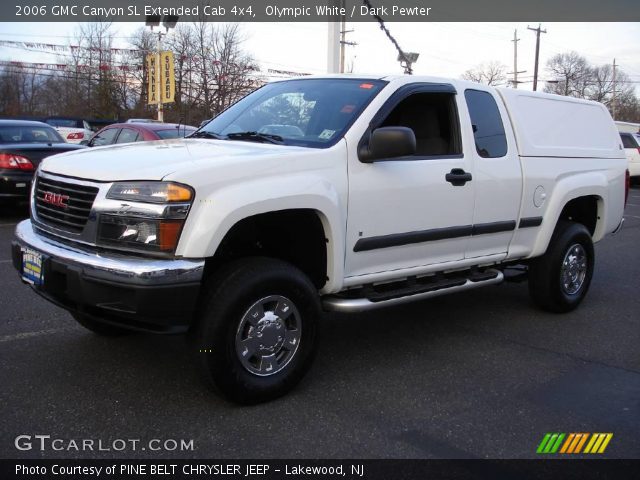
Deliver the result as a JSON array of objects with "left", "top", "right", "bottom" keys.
[
  {"left": 567, "top": 433, "right": 583, "bottom": 453},
  {"left": 537, "top": 433, "right": 565, "bottom": 454},
  {"left": 550, "top": 433, "right": 565, "bottom": 453},
  {"left": 574, "top": 433, "right": 588, "bottom": 453},
  {"left": 540, "top": 433, "right": 613, "bottom": 454},
  {"left": 560, "top": 433, "right": 575, "bottom": 454},
  {"left": 537, "top": 434, "right": 552, "bottom": 454},
  {"left": 544, "top": 434, "right": 559, "bottom": 453},
  {"left": 584, "top": 433, "right": 614, "bottom": 454},
  {"left": 584, "top": 434, "right": 599, "bottom": 453}
]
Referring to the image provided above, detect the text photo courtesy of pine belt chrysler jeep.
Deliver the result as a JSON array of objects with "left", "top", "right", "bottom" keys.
[{"left": 12, "top": 75, "right": 628, "bottom": 404}]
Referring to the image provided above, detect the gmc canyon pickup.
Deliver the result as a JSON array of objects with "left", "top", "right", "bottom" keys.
[{"left": 12, "top": 75, "right": 628, "bottom": 403}]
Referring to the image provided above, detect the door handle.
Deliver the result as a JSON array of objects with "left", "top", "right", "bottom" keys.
[{"left": 445, "top": 168, "right": 472, "bottom": 186}]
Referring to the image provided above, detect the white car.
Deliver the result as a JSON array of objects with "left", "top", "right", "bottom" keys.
[
  {"left": 620, "top": 131, "right": 640, "bottom": 179},
  {"left": 44, "top": 117, "right": 94, "bottom": 144}
]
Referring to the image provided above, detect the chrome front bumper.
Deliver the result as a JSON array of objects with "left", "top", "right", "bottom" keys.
[
  {"left": 13, "top": 219, "right": 204, "bottom": 286},
  {"left": 12, "top": 219, "right": 205, "bottom": 332}
]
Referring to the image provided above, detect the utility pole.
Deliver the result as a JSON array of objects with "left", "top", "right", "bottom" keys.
[
  {"left": 327, "top": 21, "right": 340, "bottom": 73},
  {"left": 527, "top": 24, "right": 547, "bottom": 91},
  {"left": 612, "top": 58, "right": 617, "bottom": 120},
  {"left": 508, "top": 29, "right": 526, "bottom": 88},
  {"left": 339, "top": 1, "right": 357, "bottom": 74}
]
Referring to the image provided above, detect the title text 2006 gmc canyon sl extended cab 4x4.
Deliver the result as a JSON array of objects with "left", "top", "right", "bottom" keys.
[{"left": 12, "top": 76, "right": 628, "bottom": 403}]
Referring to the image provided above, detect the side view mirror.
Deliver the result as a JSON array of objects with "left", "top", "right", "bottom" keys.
[{"left": 359, "top": 126, "right": 416, "bottom": 163}]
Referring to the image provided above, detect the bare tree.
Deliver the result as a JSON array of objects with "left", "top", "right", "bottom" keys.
[
  {"left": 192, "top": 22, "right": 261, "bottom": 119},
  {"left": 124, "top": 27, "right": 155, "bottom": 117},
  {"left": 543, "top": 51, "right": 640, "bottom": 122},
  {"left": 543, "top": 51, "right": 591, "bottom": 97},
  {"left": 0, "top": 22, "right": 263, "bottom": 124},
  {"left": 164, "top": 24, "right": 197, "bottom": 123},
  {"left": 461, "top": 61, "right": 507, "bottom": 86}
]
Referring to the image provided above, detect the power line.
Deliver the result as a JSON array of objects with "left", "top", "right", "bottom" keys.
[{"left": 361, "top": 0, "right": 414, "bottom": 74}]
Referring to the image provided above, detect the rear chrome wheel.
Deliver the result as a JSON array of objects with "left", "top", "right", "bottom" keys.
[
  {"left": 529, "top": 221, "right": 594, "bottom": 313},
  {"left": 560, "top": 244, "right": 588, "bottom": 296}
]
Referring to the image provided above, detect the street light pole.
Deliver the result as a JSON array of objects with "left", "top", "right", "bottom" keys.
[{"left": 156, "top": 31, "right": 163, "bottom": 122}]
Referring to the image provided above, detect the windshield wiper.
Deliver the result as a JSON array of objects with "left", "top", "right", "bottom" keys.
[
  {"left": 226, "top": 131, "right": 284, "bottom": 145},
  {"left": 189, "top": 130, "right": 225, "bottom": 139}
]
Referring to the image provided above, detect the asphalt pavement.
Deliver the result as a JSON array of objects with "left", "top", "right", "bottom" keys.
[{"left": 1, "top": 190, "right": 639, "bottom": 459}]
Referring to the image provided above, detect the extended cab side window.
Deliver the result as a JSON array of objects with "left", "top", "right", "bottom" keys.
[
  {"left": 464, "top": 89, "right": 508, "bottom": 158},
  {"left": 379, "top": 92, "right": 462, "bottom": 157}
]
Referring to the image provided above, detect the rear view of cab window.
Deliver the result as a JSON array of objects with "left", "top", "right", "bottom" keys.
[{"left": 465, "top": 89, "right": 508, "bottom": 158}]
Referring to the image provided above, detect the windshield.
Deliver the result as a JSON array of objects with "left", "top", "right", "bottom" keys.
[
  {"left": 198, "top": 78, "right": 387, "bottom": 148},
  {"left": 0, "top": 125, "right": 65, "bottom": 144}
]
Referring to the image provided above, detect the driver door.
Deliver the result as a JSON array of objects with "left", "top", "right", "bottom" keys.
[{"left": 345, "top": 84, "right": 475, "bottom": 278}]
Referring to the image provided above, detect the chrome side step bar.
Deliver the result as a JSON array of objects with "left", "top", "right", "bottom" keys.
[{"left": 322, "top": 269, "right": 504, "bottom": 313}]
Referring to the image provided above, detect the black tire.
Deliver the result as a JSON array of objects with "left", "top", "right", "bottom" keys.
[
  {"left": 193, "top": 257, "right": 319, "bottom": 404},
  {"left": 528, "top": 221, "right": 595, "bottom": 313},
  {"left": 71, "top": 313, "right": 132, "bottom": 336}
]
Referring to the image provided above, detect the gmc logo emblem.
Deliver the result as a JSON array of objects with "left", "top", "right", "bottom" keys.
[{"left": 42, "top": 191, "right": 70, "bottom": 208}]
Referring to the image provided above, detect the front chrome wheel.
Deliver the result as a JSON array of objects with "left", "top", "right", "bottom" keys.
[
  {"left": 235, "top": 295, "right": 302, "bottom": 376},
  {"left": 560, "top": 243, "right": 588, "bottom": 295}
]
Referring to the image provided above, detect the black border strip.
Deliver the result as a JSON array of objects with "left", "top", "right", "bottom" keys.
[
  {"left": 472, "top": 220, "right": 516, "bottom": 236},
  {"left": 354, "top": 225, "right": 472, "bottom": 252},
  {"left": 5, "top": 459, "right": 639, "bottom": 480},
  {"left": 354, "top": 218, "right": 543, "bottom": 252},
  {"left": 519, "top": 217, "right": 543, "bottom": 228}
]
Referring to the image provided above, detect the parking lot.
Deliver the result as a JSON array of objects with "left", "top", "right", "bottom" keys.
[{"left": 1, "top": 189, "right": 639, "bottom": 460}]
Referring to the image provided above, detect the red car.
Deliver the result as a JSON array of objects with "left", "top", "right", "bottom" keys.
[{"left": 85, "top": 122, "right": 196, "bottom": 147}]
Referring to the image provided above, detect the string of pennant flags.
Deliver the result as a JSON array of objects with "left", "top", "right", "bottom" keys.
[
  {"left": 0, "top": 39, "right": 312, "bottom": 78},
  {"left": 0, "top": 39, "right": 272, "bottom": 71},
  {"left": 0, "top": 59, "right": 311, "bottom": 78},
  {"left": 0, "top": 60, "right": 143, "bottom": 71},
  {"left": 0, "top": 59, "right": 263, "bottom": 73},
  {"left": 0, "top": 39, "right": 141, "bottom": 54}
]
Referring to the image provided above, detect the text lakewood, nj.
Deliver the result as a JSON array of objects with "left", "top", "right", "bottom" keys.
[{"left": 14, "top": 4, "right": 433, "bottom": 20}]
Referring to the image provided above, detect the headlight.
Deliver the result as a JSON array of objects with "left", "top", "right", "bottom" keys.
[
  {"left": 98, "top": 215, "right": 184, "bottom": 253},
  {"left": 107, "top": 181, "right": 193, "bottom": 203},
  {"left": 99, "top": 181, "right": 194, "bottom": 255}
]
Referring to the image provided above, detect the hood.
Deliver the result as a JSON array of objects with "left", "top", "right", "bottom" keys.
[{"left": 40, "top": 138, "right": 307, "bottom": 182}]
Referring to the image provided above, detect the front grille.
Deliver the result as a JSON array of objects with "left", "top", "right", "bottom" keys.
[{"left": 35, "top": 176, "right": 98, "bottom": 233}]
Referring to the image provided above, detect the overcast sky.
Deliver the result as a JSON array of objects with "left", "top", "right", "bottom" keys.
[{"left": 0, "top": 21, "right": 639, "bottom": 92}]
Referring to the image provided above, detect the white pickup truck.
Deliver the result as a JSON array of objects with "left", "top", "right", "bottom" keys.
[{"left": 12, "top": 75, "right": 628, "bottom": 403}]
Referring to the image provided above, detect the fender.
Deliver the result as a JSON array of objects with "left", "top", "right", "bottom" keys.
[
  {"left": 176, "top": 174, "right": 346, "bottom": 294},
  {"left": 528, "top": 170, "right": 620, "bottom": 258}
]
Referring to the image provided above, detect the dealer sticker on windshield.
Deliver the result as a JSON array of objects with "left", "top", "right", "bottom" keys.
[
  {"left": 318, "top": 129, "right": 335, "bottom": 140},
  {"left": 21, "top": 247, "right": 44, "bottom": 286}
]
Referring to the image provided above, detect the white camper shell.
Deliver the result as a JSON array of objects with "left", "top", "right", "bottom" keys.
[{"left": 497, "top": 89, "right": 624, "bottom": 160}]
